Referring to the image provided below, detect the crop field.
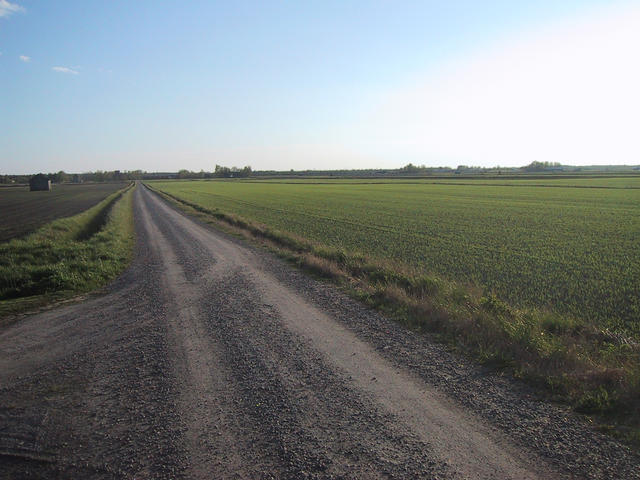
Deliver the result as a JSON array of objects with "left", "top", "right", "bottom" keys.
[
  {"left": 242, "top": 175, "right": 640, "bottom": 189},
  {"left": 152, "top": 177, "right": 640, "bottom": 336},
  {"left": 0, "top": 183, "right": 128, "bottom": 242}
]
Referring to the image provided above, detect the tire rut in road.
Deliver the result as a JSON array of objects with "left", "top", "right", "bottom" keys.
[
  {"left": 199, "top": 270, "right": 454, "bottom": 479},
  {"left": 138, "top": 191, "right": 285, "bottom": 478}
]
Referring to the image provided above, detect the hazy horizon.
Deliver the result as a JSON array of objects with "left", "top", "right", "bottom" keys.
[
  {"left": 2, "top": 1, "right": 639, "bottom": 174},
  {"left": 5, "top": 162, "right": 640, "bottom": 177}
]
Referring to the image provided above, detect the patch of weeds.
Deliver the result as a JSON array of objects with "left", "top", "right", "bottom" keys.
[
  {"left": 478, "top": 349, "right": 515, "bottom": 370},
  {"left": 575, "top": 386, "right": 615, "bottom": 414}
]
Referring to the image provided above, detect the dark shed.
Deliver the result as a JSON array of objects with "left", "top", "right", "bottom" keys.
[{"left": 29, "top": 174, "right": 51, "bottom": 191}]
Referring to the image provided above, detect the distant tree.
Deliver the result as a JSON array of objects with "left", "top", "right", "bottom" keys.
[
  {"left": 214, "top": 165, "right": 230, "bottom": 177},
  {"left": 399, "top": 163, "right": 423, "bottom": 174},
  {"left": 522, "top": 161, "right": 562, "bottom": 172},
  {"left": 126, "top": 170, "right": 145, "bottom": 180},
  {"left": 178, "top": 169, "right": 192, "bottom": 179},
  {"left": 238, "top": 166, "right": 252, "bottom": 177},
  {"left": 214, "top": 165, "right": 252, "bottom": 178},
  {"left": 49, "top": 170, "right": 69, "bottom": 183}
]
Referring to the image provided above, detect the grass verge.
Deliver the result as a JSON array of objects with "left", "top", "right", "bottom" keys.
[
  {"left": 0, "top": 183, "right": 136, "bottom": 321},
  {"left": 146, "top": 183, "right": 639, "bottom": 447}
]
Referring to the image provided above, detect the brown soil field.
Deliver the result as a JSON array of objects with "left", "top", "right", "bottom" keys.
[{"left": 0, "top": 183, "right": 128, "bottom": 241}]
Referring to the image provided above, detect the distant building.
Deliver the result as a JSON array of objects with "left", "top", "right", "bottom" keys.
[{"left": 29, "top": 174, "right": 51, "bottom": 191}]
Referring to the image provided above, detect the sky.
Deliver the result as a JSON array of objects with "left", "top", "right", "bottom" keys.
[{"left": 1, "top": 0, "right": 639, "bottom": 174}]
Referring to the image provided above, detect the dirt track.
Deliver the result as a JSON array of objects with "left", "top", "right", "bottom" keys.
[{"left": 1, "top": 185, "right": 638, "bottom": 479}]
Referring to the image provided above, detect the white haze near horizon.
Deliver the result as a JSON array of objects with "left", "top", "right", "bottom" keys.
[{"left": 354, "top": 3, "right": 640, "bottom": 169}]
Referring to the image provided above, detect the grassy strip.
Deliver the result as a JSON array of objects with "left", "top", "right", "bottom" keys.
[
  {"left": 147, "top": 183, "right": 640, "bottom": 445},
  {"left": 0, "top": 183, "right": 136, "bottom": 319}
]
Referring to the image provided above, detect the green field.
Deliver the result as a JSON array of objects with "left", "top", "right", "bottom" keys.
[
  {"left": 0, "top": 183, "right": 128, "bottom": 242},
  {"left": 151, "top": 177, "right": 640, "bottom": 336},
  {"left": 240, "top": 175, "right": 640, "bottom": 189}
]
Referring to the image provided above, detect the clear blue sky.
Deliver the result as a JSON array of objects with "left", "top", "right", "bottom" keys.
[{"left": 2, "top": 0, "right": 638, "bottom": 173}]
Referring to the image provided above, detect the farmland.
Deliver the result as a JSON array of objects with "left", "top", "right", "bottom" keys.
[
  {"left": 0, "top": 182, "right": 128, "bottom": 242},
  {"left": 0, "top": 183, "right": 135, "bottom": 319},
  {"left": 151, "top": 177, "right": 640, "bottom": 336},
  {"left": 243, "top": 175, "right": 640, "bottom": 189}
]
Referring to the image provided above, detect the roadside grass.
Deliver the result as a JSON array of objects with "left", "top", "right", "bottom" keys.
[
  {"left": 147, "top": 183, "right": 640, "bottom": 446},
  {"left": 0, "top": 183, "right": 135, "bottom": 320}
]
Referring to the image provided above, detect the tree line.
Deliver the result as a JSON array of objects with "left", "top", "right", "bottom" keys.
[
  {"left": 0, "top": 165, "right": 254, "bottom": 184},
  {"left": 3, "top": 161, "right": 637, "bottom": 185}
]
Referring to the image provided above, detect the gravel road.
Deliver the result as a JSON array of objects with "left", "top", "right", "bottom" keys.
[{"left": 1, "top": 184, "right": 638, "bottom": 479}]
